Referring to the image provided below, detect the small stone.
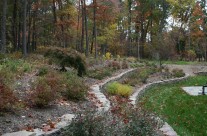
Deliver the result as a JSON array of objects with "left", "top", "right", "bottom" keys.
[
  {"left": 2, "top": 130, "right": 36, "bottom": 136},
  {"left": 61, "top": 114, "right": 75, "bottom": 122}
]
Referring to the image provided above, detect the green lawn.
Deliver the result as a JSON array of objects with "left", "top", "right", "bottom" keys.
[
  {"left": 139, "top": 76, "right": 207, "bottom": 136},
  {"left": 163, "top": 60, "right": 200, "bottom": 65},
  {"left": 142, "top": 59, "right": 207, "bottom": 65}
]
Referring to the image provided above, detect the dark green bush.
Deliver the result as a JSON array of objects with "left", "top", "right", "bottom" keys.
[{"left": 44, "top": 48, "right": 86, "bottom": 77}]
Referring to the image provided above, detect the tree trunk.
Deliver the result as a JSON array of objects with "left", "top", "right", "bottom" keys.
[
  {"left": 127, "top": 0, "right": 132, "bottom": 56},
  {"left": 12, "top": 0, "right": 18, "bottom": 52},
  {"left": 1, "top": 0, "right": 7, "bottom": 54},
  {"left": 18, "top": 11, "right": 21, "bottom": 51},
  {"left": 52, "top": 0, "right": 57, "bottom": 23},
  {"left": 32, "top": 15, "right": 36, "bottom": 51},
  {"left": 27, "top": 1, "right": 32, "bottom": 53},
  {"left": 90, "top": 27, "right": 94, "bottom": 54},
  {"left": 93, "top": 0, "right": 97, "bottom": 59},
  {"left": 84, "top": 0, "right": 89, "bottom": 57},
  {"left": 80, "top": 0, "right": 85, "bottom": 53},
  {"left": 76, "top": 0, "right": 81, "bottom": 51},
  {"left": 23, "top": 0, "right": 27, "bottom": 57}
]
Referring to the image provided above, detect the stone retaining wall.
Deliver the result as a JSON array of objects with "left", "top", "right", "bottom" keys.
[{"left": 129, "top": 74, "right": 190, "bottom": 136}]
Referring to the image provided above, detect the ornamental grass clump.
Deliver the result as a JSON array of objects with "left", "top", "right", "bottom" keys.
[{"left": 106, "top": 82, "right": 132, "bottom": 97}]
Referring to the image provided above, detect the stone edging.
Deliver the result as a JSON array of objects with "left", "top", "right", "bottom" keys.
[
  {"left": 129, "top": 74, "right": 190, "bottom": 136},
  {"left": 91, "top": 68, "right": 135, "bottom": 112},
  {"left": 195, "top": 71, "right": 207, "bottom": 76},
  {"left": 2, "top": 69, "right": 135, "bottom": 136},
  {"left": 2, "top": 114, "right": 75, "bottom": 136}
]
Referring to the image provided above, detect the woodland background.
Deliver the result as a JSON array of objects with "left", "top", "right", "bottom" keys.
[{"left": 0, "top": 0, "right": 207, "bottom": 61}]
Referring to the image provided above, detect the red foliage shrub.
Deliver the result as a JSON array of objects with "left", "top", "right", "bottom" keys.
[
  {"left": 30, "top": 78, "right": 58, "bottom": 108},
  {"left": 0, "top": 80, "right": 17, "bottom": 111},
  {"left": 108, "top": 61, "right": 121, "bottom": 70},
  {"left": 121, "top": 61, "right": 129, "bottom": 69}
]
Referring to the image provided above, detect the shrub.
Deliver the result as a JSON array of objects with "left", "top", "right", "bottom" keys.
[
  {"left": 44, "top": 48, "right": 86, "bottom": 77},
  {"left": 87, "top": 67, "right": 114, "bottom": 80},
  {"left": 186, "top": 50, "right": 196, "bottom": 61},
  {"left": 9, "top": 52, "right": 22, "bottom": 59},
  {"left": 106, "top": 82, "right": 132, "bottom": 97},
  {"left": 0, "top": 68, "right": 15, "bottom": 85},
  {"left": 105, "top": 52, "right": 111, "bottom": 60},
  {"left": 121, "top": 68, "right": 152, "bottom": 86},
  {"left": 0, "top": 59, "right": 32, "bottom": 76},
  {"left": 108, "top": 61, "right": 121, "bottom": 70},
  {"left": 172, "top": 68, "right": 185, "bottom": 77},
  {"left": 63, "top": 72, "right": 88, "bottom": 101},
  {"left": 0, "top": 53, "right": 6, "bottom": 60},
  {"left": 121, "top": 61, "right": 129, "bottom": 69},
  {"left": 139, "top": 69, "right": 150, "bottom": 83},
  {"left": 37, "top": 66, "right": 48, "bottom": 76},
  {"left": 45, "top": 71, "right": 64, "bottom": 92},
  {"left": 123, "top": 108, "right": 158, "bottom": 136},
  {"left": 127, "top": 57, "right": 137, "bottom": 63},
  {"left": 61, "top": 106, "right": 158, "bottom": 136},
  {"left": 117, "top": 55, "right": 121, "bottom": 60},
  {"left": 22, "top": 63, "right": 32, "bottom": 73},
  {"left": 0, "top": 80, "right": 17, "bottom": 112},
  {"left": 30, "top": 78, "right": 57, "bottom": 108}
]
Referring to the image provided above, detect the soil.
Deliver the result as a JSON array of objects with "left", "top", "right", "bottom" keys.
[
  {"left": 0, "top": 103, "right": 78, "bottom": 134},
  {"left": 0, "top": 68, "right": 125, "bottom": 135},
  {"left": 0, "top": 71, "right": 86, "bottom": 135}
]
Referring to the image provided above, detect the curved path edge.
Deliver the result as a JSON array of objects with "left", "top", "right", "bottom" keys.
[
  {"left": 2, "top": 69, "right": 135, "bottom": 136},
  {"left": 129, "top": 74, "right": 190, "bottom": 136},
  {"left": 91, "top": 68, "right": 135, "bottom": 112}
]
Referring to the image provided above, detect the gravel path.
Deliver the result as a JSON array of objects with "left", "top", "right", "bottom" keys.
[{"left": 165, "top": 64, "right": 207, "bottom": 76}]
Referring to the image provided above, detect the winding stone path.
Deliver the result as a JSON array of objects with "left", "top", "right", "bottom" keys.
[
  {"left": 91, "top": 68, "right": 135, "bottom": 112},
  {"left": 3, "top": 69, "right": 135, "bottom": 136},
  {"left": 4, "top": 65, "right": 206, "bottom": 136}
]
